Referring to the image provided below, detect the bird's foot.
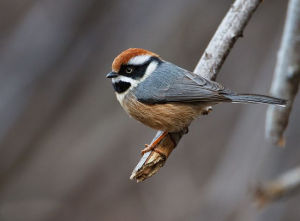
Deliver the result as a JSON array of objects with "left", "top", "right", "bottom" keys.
[
  {"left": 141, "top": 131, "right": 168, "bottom": 155},
  {"left": 141, "top": 144, "right": 166, "bottom": 156},
  {"left": 201, "top": 106, "right": 213, "bottom": 115}
]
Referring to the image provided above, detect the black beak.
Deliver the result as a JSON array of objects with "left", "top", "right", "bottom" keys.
[{"left": 106, "top": 72, "right": 118, "bottom": 78}]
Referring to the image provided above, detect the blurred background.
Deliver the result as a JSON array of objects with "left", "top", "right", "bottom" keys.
[{"left": 0, "top": 0, "right": 299, "bottom": 220}]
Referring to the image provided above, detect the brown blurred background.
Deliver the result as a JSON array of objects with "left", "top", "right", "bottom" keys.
[{"left": 0, "top": 0, "right": 299, "bottom": 220}]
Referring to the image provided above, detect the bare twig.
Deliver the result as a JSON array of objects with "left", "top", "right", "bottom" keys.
[
  {"left": 254, "top": 167, "right": 300, "bottom": 207},
  {"left": 130, "top": 131, "right": 185, "bottom": 182},
  {"left": 131, "top": 0, "right": 263, "bottom": 182},
  {"left": 265, "top": 0, "right": 300, "bottom": 146}
]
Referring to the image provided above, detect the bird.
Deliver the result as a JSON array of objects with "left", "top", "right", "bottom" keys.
[{"left": 106, "top": 48, "right": 286, "bottom": 155}]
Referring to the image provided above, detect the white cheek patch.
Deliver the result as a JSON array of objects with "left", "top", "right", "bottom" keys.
[
  {"left": 112, "top": 75, "right": 138, "bottom": 87},
  {"left": 128, "top": 55, "right": 151, "bottom": 66},
  {"left": 143, "top": 60, "right": 158, "bottom": 79}
]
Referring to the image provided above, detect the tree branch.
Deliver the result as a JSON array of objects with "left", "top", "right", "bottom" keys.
[
  {"left": 131, "top": 0, "right": 263, "bottom": 182},
  {"left": 265, "top": 0, "right": 300, "bottom": 146},
  {"left": 254, "top": 167, "right": 300, "bottom": 207}
]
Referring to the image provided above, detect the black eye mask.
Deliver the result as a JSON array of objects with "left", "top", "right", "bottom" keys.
[{"left": 119, "top": 57, "right": 161, "bottom": 80}]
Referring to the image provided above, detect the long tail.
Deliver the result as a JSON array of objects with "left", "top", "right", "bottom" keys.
[{"left": 225, "top": 94, "right": 287, "bottom": 106}]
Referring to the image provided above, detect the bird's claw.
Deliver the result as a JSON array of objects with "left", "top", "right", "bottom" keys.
[
  {"left": 141, "top": 143, "right": 166, "bottom": 157},
  {"left": 140, "top": 131, "right": 169, "bottom": 156},
  {"left": 141, "top": 144, "right": 154, "bottom": 155}
]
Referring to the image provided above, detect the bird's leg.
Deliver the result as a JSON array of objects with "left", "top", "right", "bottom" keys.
[{"left": 141, "top": 131, "right": 169, "bottom": 155}]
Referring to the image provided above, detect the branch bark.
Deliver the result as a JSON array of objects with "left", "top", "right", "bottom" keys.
[
  {"left": 254, "top": 167, "right": 300, "bottom": 207},
  {"left": 265, "top": 0, "right": 300, "bottom": 146},
  {"left": 131, "top": 0, "right": 263, "bottom": 182}
]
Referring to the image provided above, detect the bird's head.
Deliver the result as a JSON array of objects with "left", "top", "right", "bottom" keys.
[{"left": 106, "top": 48, "right": 162, "bottom": 94}]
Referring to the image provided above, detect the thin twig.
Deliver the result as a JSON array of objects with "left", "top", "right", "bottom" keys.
[
  {"left": 265, "top": 0, "right": 300, "bottom": 146},
  {"left": 131, "top": 0, "right": 263, "bottom": 182},
  {"left": 254, "top": 167, "right": 300, "bottom": 207}
]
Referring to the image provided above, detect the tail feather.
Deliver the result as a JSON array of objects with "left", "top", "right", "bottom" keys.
[{"left": 225, "top": 94, "right": 287, "bottom": 106}]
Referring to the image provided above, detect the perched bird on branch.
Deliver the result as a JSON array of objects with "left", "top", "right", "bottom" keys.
[{"left": 107, "top": 48, "right": 286, "bottom": 154}]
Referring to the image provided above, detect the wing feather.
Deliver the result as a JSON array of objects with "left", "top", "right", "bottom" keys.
[{"left": 134, "top": 62, "right": 234, "bottom": 104}]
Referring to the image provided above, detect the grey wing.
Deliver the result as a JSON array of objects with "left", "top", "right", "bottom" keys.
[{"left": 134, "top": 61, "right": 234, "bottom": 104}]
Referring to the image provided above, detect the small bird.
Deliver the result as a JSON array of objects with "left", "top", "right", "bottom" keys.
[{"left": 107, "top": 48, "right": 286, "bottom": 155}]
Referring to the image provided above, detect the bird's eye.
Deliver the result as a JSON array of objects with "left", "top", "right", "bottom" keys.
[{"left": 125, "top": 67, "right": 133, "bottom": 74}]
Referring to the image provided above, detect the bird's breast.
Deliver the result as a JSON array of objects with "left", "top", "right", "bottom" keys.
[{"left": 121, "top": 92, "right": 206, "bottom": 132}]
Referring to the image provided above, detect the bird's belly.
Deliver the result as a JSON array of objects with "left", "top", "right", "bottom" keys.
[{"left": 122, "top": 94, "right": 206, "bottom": 132}]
